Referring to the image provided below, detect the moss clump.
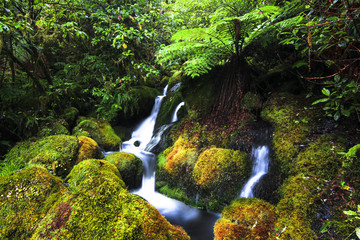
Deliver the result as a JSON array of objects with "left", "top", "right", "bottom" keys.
[
  {"left": 163, "top": 135, "right": 199, "bottom": 178},
  {"left": 32, "top": 159, "right": 190, "bottom": 240},
  {"left": 36, "top": 119, "right": 70, "bottom": 138},
  {"left": 292, "top": 135, "right": 346, "bottom": 179},
  {"left": 76, "top": 136, "right": 103, "bottom": 163},
  {"left": 193, "top": 148, "right": 250, "bottom": 190},
  {"left": 4, "top": 135, "right": 79, "bottom": 178},
  {"left": 105, "top": 152, "right": 143, "bottom": 189},
  {"left": 261, "top": 92, "right": 321, "bottom": 174},
  {"left": 0, "top": 166, "right": 65, "bottom": 239},
  {"left": 343, "top": 143, "right": 360, "bottom": 175},
  {"left": 214, "top": 198, "right": 276, "bottom": 240},
  {"left": 72, "top": 118, "right": 122, "bottom": 151},
  {"left": 275, "top": 174, "right": 321, "bottom": 240},
  {"left": 155, "top": 90, "right": 185, "bottom": 129}
]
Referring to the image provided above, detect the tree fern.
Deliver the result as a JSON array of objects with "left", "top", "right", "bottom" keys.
[{"left": 157, "top": 4, "right": 281, "bottom": 78}]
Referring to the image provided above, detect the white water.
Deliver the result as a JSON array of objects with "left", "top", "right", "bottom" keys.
[
  {"left": 171, "top": 102, "right": 185, "bottom": 122},
  {"left": 240, "top": 145, "right": 270, "bottom": 198},
  {"left": 105, "top": 85, "right": 219, "bottom": 239}
]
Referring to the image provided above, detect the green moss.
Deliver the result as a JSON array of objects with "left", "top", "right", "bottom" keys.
[
  {"left": 105, "top": 152, "right": 143, "bottom": 189},
  {"left": 76, "top": 136, "right": 103, "bottom": 163},
  {"left": 214, "top": 198, "right": 276, "bottom": 240},
  {"left": 158, "top": 185, "right": 191, "bottom": 205},
  {"left": 242, "top": 91, "right": 262, "bottom": 111},
  {"left": 130, "top": 86, "right": 161, "bottom": 116},
  {"left": 3, "top": 135, "right": 79, "bottom": 178},
  {"left": 156, "top": 90, "right": 185, "bottom": 129},
  {"left": 36, "top": 119, "right": 70, "bottom": 138},
  {"left": 32, "top": 159, "right": 190, "bottom": 240},
  {"left": 193, "top": 148, "right": 250, "bottom": 190},
  {"left": 292, "top": 135, "right": 346, "bottom": 179},
  {"left": 343, "top": 144, "right": 360, "bottom": 175},
  {"left": 67, "top": 159, "right": 126, "bottom": 191},
  {"left": 275, "top": 174, "right": 322, "bottom": 240},
  {"left": 72, "top": 118, "right": 122, "bottom": 151},
  {"left": 0, "top": 166, "right": 65, "bottom": 239},
  {"left": 261, "top": 92, "right": 321, "bottom": 174}
]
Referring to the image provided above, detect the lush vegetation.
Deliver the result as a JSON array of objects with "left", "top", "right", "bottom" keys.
[{"left": 1, "top": 0, "right": 359, "bottom": 239}]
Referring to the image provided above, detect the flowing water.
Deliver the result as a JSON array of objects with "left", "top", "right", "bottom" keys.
[
  {"left": 240, "top": 145, "right": 270, "bottom": 198},
  {"left": 105, "top": 85, "right": 219, "bottom": 240}
]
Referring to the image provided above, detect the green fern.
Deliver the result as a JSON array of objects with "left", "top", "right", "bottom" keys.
[{"left": 157, "top": 4, "right": 281, "bottom": 78}]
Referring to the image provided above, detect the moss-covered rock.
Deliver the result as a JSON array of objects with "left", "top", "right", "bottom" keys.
[
  {"left": 261, "top": 92, "right": 322, "bottom": 174},
  {"left": 76, "top": 136, "right": 103, "bottom": 163},
  {"left": 32, "top": 159, "right": 189, "bottom": 240},
  {"left": 275, "top": 174, "right": 322, "bottom": 240},
  {"left": 36, "top": 119, "right": 70, "bottom": 138},
  {"left": 214, "top": 198, "right": 276, "bottom": 240},
  {"left": 0, "top": 166, "right": 66, "bottom": 239},
  {"left": 292, "top": 135, "right": 346, "bottom": 179},
  {"left": 72, "top": 118, "right": 122, "bottom": 151},
  {"left": 193, "top": 148, "right": 250, "bottom": 190},
  {"left": 105, "top": 152, "right": 143, "bottom": 189},
  {"left": 4, "top": 135, "right": 79, "bottom": 177}
]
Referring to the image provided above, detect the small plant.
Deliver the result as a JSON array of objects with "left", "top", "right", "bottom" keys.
[
  {"left": 343, "top": 205, "right": 360, "bottom": 240},
  {"left": 312, "top": 75, "right": 360, "bottom": 121}
]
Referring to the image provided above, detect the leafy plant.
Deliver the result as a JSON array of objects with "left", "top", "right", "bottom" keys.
[{"left": 312, "top": 75, "right": 360, "bottom": 121}]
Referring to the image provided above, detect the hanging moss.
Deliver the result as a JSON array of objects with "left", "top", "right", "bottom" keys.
[
  {"left": 32, "top": 159, "right": 190, "bottom": 240},
  {"left": 105, "top": 152, "right": 143, "bottom": 189},
  {"left": 0, "top": 166, "right": 66, "bottom": 239},
  {"left": 72, "top": 118, "right": 122, "bottom": 151},
  {"left": 214, "top": 198, "right": 276, "bottom": 240}
]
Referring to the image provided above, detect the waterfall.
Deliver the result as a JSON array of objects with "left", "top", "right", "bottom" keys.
[
  {"left": 104, "top": 85, "right": 219, "bottom": 240},
  {"left": 171, "top": 102, "right": 185, "bottom": 122},
  {"left": 240, "top": 145, "right": 270, "bottom": 198}
]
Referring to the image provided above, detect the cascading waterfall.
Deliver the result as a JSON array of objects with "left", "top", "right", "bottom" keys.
[
  {"left": 104, "top": 85, "right": 218, "bottom": 240},
  {"left": 171, "top": 101, "right": 185, "bottom": 122},
  {"left": 240, "top": 145, "right": 270, "bottom": 198}
]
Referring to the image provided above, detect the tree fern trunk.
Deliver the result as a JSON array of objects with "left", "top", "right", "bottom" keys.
[{"left": 212, "top": 56, "right": 249, "bottom": 121}]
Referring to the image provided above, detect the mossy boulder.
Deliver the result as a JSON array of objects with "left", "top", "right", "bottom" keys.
[
  {"left": 261, "top": 92, "right": 322, "bottom": 174},
  {"left": 32, "top": 159, "right": 190, "bottom": 240},
  {"left": 292, "top": 135, "right": 346, "bottom": 179},
  {"left": 76, "top": 136, "right": 103, "bottom": 163},
  {"left": 105, "top": 152, "right": 143, "bottom": 189},
  {"left": 214, "top": 198, "right": 276, "bottom": 240},
  {"left": 4, "top": 135, "right": 79, "bottom": 178},
  {"left": 162, "top": 135, "right": 199, "bottom": 179},
  {"left": 72, "top": 118, "right": 122, "bottom": 151},
  {"left": 0, "top": 166, "right": 66, "bottom": 239},
  {"left": 36, "top": 119, "right": 70, "bottom": 138},
  {"left": 275, "top": 174, "right": 321, "bottom": 240},
  {"left": 193, "top": 148, "right": 250, "bottom": 190}
]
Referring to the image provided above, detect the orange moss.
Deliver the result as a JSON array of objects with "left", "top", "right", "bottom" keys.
[
  {"left": 77, "top": 136, "right": 103, "bottom": 163},
  {"left": 164, "top": 135, "right": 199, "bottom": 177},
  {"left": 214, "top": 198, "right": 276, "bottom": 240},
  {"left": 193, "top": 148, "right": 250, "bottom": 189}
]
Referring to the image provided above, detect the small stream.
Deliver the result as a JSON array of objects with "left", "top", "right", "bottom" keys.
[
  {"left": 104, "top": 85, "right": 219, "bottom": 240},
  {"left": 104, "top": 85, "right": 270, "bottom": 239}
]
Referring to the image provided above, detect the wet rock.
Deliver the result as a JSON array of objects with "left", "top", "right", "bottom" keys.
[
  {"left": 72, "top": 118, "right": 122, "bottom": 151},
  {"left": 105, "top": 152, "right": 143, "bottom": 189}
]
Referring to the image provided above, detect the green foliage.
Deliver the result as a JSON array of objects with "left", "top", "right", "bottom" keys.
[
  {"left": 312, "top": 76, "right": 360, "bottom": 121},
  {"left": 157, "top": 3, "right": 280, "bottom": 78}
]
